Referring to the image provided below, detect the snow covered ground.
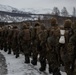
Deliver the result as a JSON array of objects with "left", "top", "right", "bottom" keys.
[{"left": 0, "top": 50, "right": 67, "bottom": 75}]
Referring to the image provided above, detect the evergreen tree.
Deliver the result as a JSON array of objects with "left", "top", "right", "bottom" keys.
[
  {"left": 61, "top": 7, "right": 69, "bottom": 17},
  {"left": 52, "top": 7, "right": 60, "bottom": 16}
]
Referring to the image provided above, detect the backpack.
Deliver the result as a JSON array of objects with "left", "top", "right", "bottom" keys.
[
  {"left": 59, "top": 27, "right": 72, "bottom": 44},
  {"left": 13, "top": 29, "right": 19, "bottom": 41},
  {"left": 59, "top": 29, "right": 65, "bottom": 44},
  {"left": 23, "top": 29, "right": 31, "bottom": 41},
  {"left": 34, "top": 26, "right": 42, "bottom": 40},
  {"left": 13, "top": 29, "right": 19, "bottom": 38},
  {"left": 38, "top": 29, "right": 48, "bottom": 42},
  {"left": 47, "top": 26, "right": 60, "bottom": 49}
]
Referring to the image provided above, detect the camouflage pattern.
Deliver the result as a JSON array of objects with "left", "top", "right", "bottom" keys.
[
  {"left": 19, "top": 24, "right": 31, "bottom": 63},
  {"left": 43, "top": 17, "right": 61, "bottom": 75},
  {"left": 11, "top": 25, "right": 20, "bottom": 58},
  {"left": 0, "top": 27, "right": 3, "bottom": 50},
  {"left": 7, "top": 25, "right": 13, "bottom": 54},
  {"left": 38, "top": 24, "right": 48, "bottom": 71},
  {"left": 0, "top": 18, "right": 76, "bottom": 75},
  {"left": 31, "top": 22, "right": 41, "bottom": 65},
  {"left": 69, "top": 29, "right": 76, "bottom": 75},
  {"left": 2, "top": 26, "right": 9, "bottom": 52},
  {"left": 46, "top": 24, "right": 60, "bottom": 73},
  {"left": 58, "top": 19, "right": 73, "bottom": 75}
]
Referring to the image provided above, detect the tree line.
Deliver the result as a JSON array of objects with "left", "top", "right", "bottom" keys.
[{"left": 51, "top": 7, "right": 76, "bottom": 17}]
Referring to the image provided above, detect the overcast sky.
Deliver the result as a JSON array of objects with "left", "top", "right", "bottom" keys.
[{"left": 0, "top": 0, "right": 76, "bottom": 14}]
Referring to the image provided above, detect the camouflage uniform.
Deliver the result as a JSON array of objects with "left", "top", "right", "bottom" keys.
[
  {"left": 19, "top": 24, "right": 31, "bottom": 63},
  {"left": 46, "top": 17, "right": 61, "bottom": 75},
  {"left": 37, "top": 24, "right": 48, "bottom": 72},
  {"left": 2, "top": 26, "right": 9, "bottom": 52},
  {"left": 31, "top": 22, "right": 41, "bottom": 66},
  {"left": 11, "top": 26, "right": 20, "bottom": 58},
  {"left": 7, "top": 25, "right": 13, "bottom": 54},
  {"left": 0, "top": 26, "right": 5, "bottom": 50},
  {"left": 69, "top": 21, "right": 76, "bottom": 75},
  {"left": 57, "top": 19, "right": 73, "bottom": 75},
  {"left": 0, "top": 27, "right": 3, "bottom": 50}
]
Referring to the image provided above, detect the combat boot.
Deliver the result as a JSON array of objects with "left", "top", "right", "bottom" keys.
[
  {"left": 49, "top": 67, "right": 53, "bottom": 74},
  {"left": 8, "top": 48, "right": 11, "bottom": 54},
  {"left": 25, "top": 56, "right": 30, "bottom": 64},
  {"left": 1, "top": 45, "right": 3, "bottom": 50},
  {"left": 4, "top": 48, "right": 7, "bottom": 52},
  {"left": 53, "top": 68, "right": 61, "bottom": 75},
  {"left": 4, "top": 43, "right": 7, "bottom": 52},
  {"left": 15, "top": 54, "right": 19, "bottom": 58},
  {"left": 39, "top": 59, "right": 46, "bottom": 72},
  {"left": 31, "top": 57, "right": 37, "bottom": 65},
  {"left": 15, "top": 49, "right": 20, "bottom": 58}
]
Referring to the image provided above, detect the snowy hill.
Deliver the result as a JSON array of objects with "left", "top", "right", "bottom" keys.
[
  {"left": 0, "top": 4, "right": 32, "bottom": 22},
  {"left": 0, "top": 4, "right": 16, "bottom": 12},
  {"left": 0, "top": 4, "right": 52, "bottom": 14},
  {"left": 21, "top": 8, "right": 52, "bottom": 14},
  {"left": 0, "top": 4, "right": 39, "bottom": 22},
  {"left": 0, "top": 4, "right": 28, "bottom": 14},
  {"left": 0, "top": 4, "right": 52, "bottom": 22}
]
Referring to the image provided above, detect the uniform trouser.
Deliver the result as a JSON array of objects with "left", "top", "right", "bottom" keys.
[
  {"left": 39, "top": 44, "right": 47, "bottom": 70},
  {"left": 47, "top": 49, "right": 59, "bottom": 72},
  {"left": 4, "top": 42, "right": 7, "bottom": 52},
  {"left": 22, "top": 41, "right": 30, "bottom": 62},
  {"left": 12, "top": 40, "right": 19, "bottom": 56},
  {"left": 39, "top": 52, "right": 46, "bottom": 70},
  {"left": 0, "top": 40, "right": 3, "bottom": 50},
  {"left": 32, "top": 47, "right": 38, "bottom": 63},
  {"left": 71, "top": 47, "right": 76, "bottom": 74},
  {"left": 57, "top": 43, "right": 66, "bottom": 66},
  {"left": 31, "top": 40, "right": 39, "bottom": 64},
  {"left": 57, "top": 43, "right": 72, "bottom": 75},
  {"left": 8, "top": 41, "right": 12, "bottom": 54}
]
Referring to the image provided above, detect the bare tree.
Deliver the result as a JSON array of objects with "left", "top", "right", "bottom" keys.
[
  {"left": 61, "top": 7, "right": 69, "bottom": 17},
  {"left": 52, "top": 7, "right": 60, "bottom": 16},
  {"left": 73, "top": 7, "right": 76, "bottom": 17}
]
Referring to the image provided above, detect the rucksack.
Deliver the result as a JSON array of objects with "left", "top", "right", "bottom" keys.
[
  {"left": 59, "top": 29, "right": 65, "bottom": 44},
  {"left": 59, "top": 27, "right": 72, "bottom": 44},
  {"left": 23, "top": 29, "right": 31, "bottom": 41},
  {"left": 47, "top": 26, "right": 60, "bottom": 47},
  {"left": 38, "top": 29, "right": 48, "bottom": 42},
  {"left": 13, "top": 29, "right": 19, "bottom": 38}
]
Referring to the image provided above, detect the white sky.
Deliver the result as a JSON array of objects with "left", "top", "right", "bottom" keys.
[{"left": 0, "top": 0, "right": 76, "bottom": 14}]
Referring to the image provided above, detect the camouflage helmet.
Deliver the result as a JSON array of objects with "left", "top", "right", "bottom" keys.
[
  {"left": 26, "top": 22, "right": 31, "bottom": 27},
  {"left": 64, "top": 19, "right": 72, "bottom": 28},
  {"left": 50, "top": 17, "right": 57, "bottom": 26},
  {"left": 34, "top": 22, "right": 41, "bottom": 27},
  {"left": 40, "top": 23, "right": 46, "bottom": 30},
  {"left": 22, "top": 24, "right": 29, "bottom": 29}
]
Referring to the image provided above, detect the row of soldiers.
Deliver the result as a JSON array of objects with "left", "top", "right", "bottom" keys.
[{"left": 0, "top": 18, "right": 76, "bottom": 75}]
